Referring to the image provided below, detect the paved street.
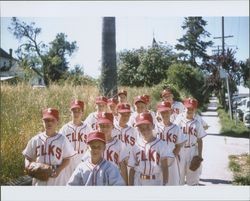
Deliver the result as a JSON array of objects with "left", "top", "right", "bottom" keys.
[{"left": 199, "top": 97, "right": 249, "bottom": 185}]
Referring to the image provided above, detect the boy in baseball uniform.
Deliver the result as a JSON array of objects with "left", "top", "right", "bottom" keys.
[
  {"left": 67, "top": 131, "right": 125, "bottom": 186},
  {"left": 22, "top": 108, "right": 76, "bottom": 185},
  {"left": 129, "top": 95, "right": 157, "bottom": 128},
  {"left": 114, "top": 103, "right": 138, "bottom": 150},
  {"left": 161, "top": 88, "right": 185, "bottom": 122},
  {"left": 82, "top": 112, "right": 129, "bottom": 185},
  {"left": 174, "top": 98, "right": 207, "bottom": 185},
  {"left": 117, "top": 90, "right": 128, "bottom": 104},
  {"left": 161, "top": 87, "right": 209, "bottom": 130},
  {"left": 128, "top": 112, "right": 173, "bottom": 186},
  {"left": 59, "top": 99, "right": 91, "bottom": 181},
  {"left": 107, "top": 97, "right": 119, "bottom": 121},
  {"left": 84, "top": 96, "right": 108, "bottom": 130},
  {"left": 155, "top": 101, "right": 187, "bottom": 185}
]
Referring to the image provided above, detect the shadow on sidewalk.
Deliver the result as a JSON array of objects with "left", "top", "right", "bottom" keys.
[{"left": 200, "top": 178, "right": 232, "bottom": 185}]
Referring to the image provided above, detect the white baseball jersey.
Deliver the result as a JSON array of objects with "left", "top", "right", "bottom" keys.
[
  {"left": 113, "top": 123, "right": 138, "bottom": 150},
  {"left": 84, "top": 112, "right": 99, "bottom": 131},
  {"left": 194, "top": 114, "right": 209, "bottom": 129},
  {"left": 82, "top": 138, "right": 129, "bottom": 167},
  {"left": 175, "top": 115, "right": 207, "bottom": 185},
  {"left": 175, "top": 115, "right": 207, "bottom": 146},
  {"left": 67, "top": 158, "right": 125, "bottom": 186},
  {"left": 155, "top": 122, "right": 187, "bottom": 185},
  {"left": 128, "top": 137, "right": 173, "bottom": 185},
  {"left": 22, "top": 132, "right": 76, "bottom": 186},
  {"left": 59, "top": 121, "right": 92, "bottom": 181}
]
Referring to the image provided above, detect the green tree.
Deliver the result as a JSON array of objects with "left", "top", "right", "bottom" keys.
[
  {"left": 166, "top": 63, "right": 206, "bottom": 105},
  {"left": 46, "top": 33, "right": 77, "bottom": 81},
  {"left": 8, "top": 17, "right": 77, "bottom": 86},
  {"left": 239, "top": 58, "right": 250, "bottom": 88},
  {"left": 118, "top": 42, "right": 176, "bottom": 87},
  {"left": 117, "top": 49, "right": 142, "bottom": 86},
  {"left": 175, "top": 17, "right": 213, "bottom": 68},
  {"left": 100, "top": 17, "right": 117, "bottom": 98}
]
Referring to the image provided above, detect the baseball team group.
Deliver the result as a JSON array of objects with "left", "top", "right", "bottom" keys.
[{"left": 22, "top": 87, "right": 208, "bottom": 186}]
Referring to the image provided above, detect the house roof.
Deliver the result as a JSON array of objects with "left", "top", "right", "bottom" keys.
[
  {"left": 0, "top": 48, "right": 18, "bottom": 61},
  {"left": 0, "top": 48, "right": 12, "bottom": 59}
]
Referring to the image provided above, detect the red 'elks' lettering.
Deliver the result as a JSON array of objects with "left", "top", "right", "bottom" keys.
[
  {"left": 159, "top": 132, "right": 177, "bottom": 143},
  {"left": 182, "top": 126, "right": 197, "bottom": 137},
  {"left": 106, "top": 150, "right": 119, "bottom": 165},
  {"left": 118, "top": 134, "right": 136, "bottom": 146},
  {"left": 35, "top": 145, "right": 62, "bottom": 160},
  {"left": 140, "top": 150, "right": 160, "bottom": 165},
  {"left": 66, "top": 132, "right": 84, "bottom": 142}
]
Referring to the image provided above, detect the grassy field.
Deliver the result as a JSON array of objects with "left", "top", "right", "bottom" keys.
[
  {"left": 0, "top": 83, "right": 164, "bottom": 184},
  {"left": 217, "top": 107, "right": 249, "bottom": 138},
  {"left": 229, "top": 154, "right": 250, "bottom": 185}
]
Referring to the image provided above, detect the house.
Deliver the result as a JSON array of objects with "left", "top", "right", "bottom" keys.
[
  {"left": 0, "top": 48, "right": 45, "bottom": 86},
  {"left": 0, "top": 48, "right": 24, "bottom": 80}
]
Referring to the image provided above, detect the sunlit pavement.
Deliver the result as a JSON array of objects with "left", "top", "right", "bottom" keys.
[{"left": 199, "top": 97, "right": 249, "bottom": 186}]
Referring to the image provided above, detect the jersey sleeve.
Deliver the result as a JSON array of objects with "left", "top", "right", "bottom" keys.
[
  {"left": 59, "top": 124, "right": 67, "bottom": 136},
  {"left": 67, "top": 163, "right": 85, "bottom": 185},
  {"left": 62, "top": 135, "right": 77, "bottom": 159},
  {"left": 175, "top": 125, "right": 187, "bottom": 145},
  {"left": 196, "top": 121, "right": 207, "bottom": 139},
  {"left": 22, "top": 137, "right": 37, "bottom": 161},
  {"left": 105, "top": 162, "right": 126, "bottom": 186}
]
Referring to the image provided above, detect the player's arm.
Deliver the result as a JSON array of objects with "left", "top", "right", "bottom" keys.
[
  {"left": 51, "top": 158, "right": 70, "bottom": 178},
  {"left": 67, "top": 165, "right": 84, "bottom": 185},
  {"left": 128, "top": 167, "right": 135, "bottom": 186},
  {"left": 119, "top": 160, "right": 128, "bottom": 185},
  {"left": 161, "top": 158, "right": 168, "bottom": 185},
  {"left": 197, "top": 138, "right": 203, "bottom": 159},
  {"left": 173, "top": 144, "right": 181, "bottom": 156}
]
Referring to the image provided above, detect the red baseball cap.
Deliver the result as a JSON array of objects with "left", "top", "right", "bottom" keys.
[
  {"left": 183, "top": 98, "right": 198, "bottom": 109},
  {"left": 117, "top": 103, "right": 131, "bottom": 113},
  {"left": 134, "top": 95, "right": 148, "bottom": 105},
  {"left": 118, "top": 90, "right": 127, "bottom": 96},
  {"left": 70, "top": 99, "right": 84, "bottom": 110},
  {"left": 95, "top": 96, "right": 108, "bottom": 105},
  {"left": 107, "top": 98, "right": 118, "bottom": 106},
  {"left": 142, "top": 94, "right": 150, "bottom": 104},
  {"left": 87, "top": 131, "right": 106, "bottom": 144},
  {"left": 161, "top": 89, "right": 173, "bottom": 98},
  {"left": 97, "top": 112, "right": 114, "bottom": 124},
  {"left": 157, "top": 101, "right": 172, "bottom": 112},
  {"left": 135, "top": 112, "right": 153, "bottom": 127},
  {"left": 42, "top": 108, "right": 59, "bottom": 121}
]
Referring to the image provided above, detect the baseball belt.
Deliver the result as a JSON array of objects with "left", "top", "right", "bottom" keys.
[
  {"left": 140, "top": 174, "right": 156, "bottom": 180},
  {"left": 184, "top": 144, "right": 196, "bottom": 148}
]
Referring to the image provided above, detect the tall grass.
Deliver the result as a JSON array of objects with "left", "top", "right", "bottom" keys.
[
  {"left": 0, "top": 83, "right": 162, "bottom": 184},
  {"left": 217, "top": 107, "right": 249, "bottom": 138}
]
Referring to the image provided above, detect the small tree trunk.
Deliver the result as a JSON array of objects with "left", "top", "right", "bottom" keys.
[{"left": 100, "top": 17, "right": 117, "bottom": 98}]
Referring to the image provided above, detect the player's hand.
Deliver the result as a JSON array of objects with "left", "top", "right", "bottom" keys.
[{"left": 50, "top": 166, "right": 60, "bottom": 178}]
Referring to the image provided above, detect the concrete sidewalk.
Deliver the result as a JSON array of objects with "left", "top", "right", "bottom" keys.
[{"left": 199, "top": 97, "right": 249, "bottom": 186}]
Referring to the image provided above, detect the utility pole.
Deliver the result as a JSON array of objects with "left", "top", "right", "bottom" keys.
[{"left": 213, "top": 16, "right": 234, "bottom": 120}]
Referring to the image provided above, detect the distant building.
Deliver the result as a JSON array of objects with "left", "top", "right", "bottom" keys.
[
  {"left": 0, "top": 48, "right": 45, "bottom": 86},
  {"left": 0, "top": 48, "right": 24, "bottom": 80}
]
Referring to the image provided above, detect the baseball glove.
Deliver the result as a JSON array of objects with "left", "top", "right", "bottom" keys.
[
  {"left": 189, "top": 156, "right": 203, "bottom": 171},
  {"left": 25, "top": 162, "right": 53, "bottom": 181}
]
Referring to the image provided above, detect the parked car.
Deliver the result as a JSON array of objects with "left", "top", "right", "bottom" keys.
[
  {"left": 243, "top": 111, "right": 250, "bottom": 129},
  {"left": 236, "top": 97, "right": 249, "bottom": 121}
]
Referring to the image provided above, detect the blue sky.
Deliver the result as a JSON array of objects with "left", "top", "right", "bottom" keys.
[{"left": 1, "top": 1, "right": 249, "bottom": 78}]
